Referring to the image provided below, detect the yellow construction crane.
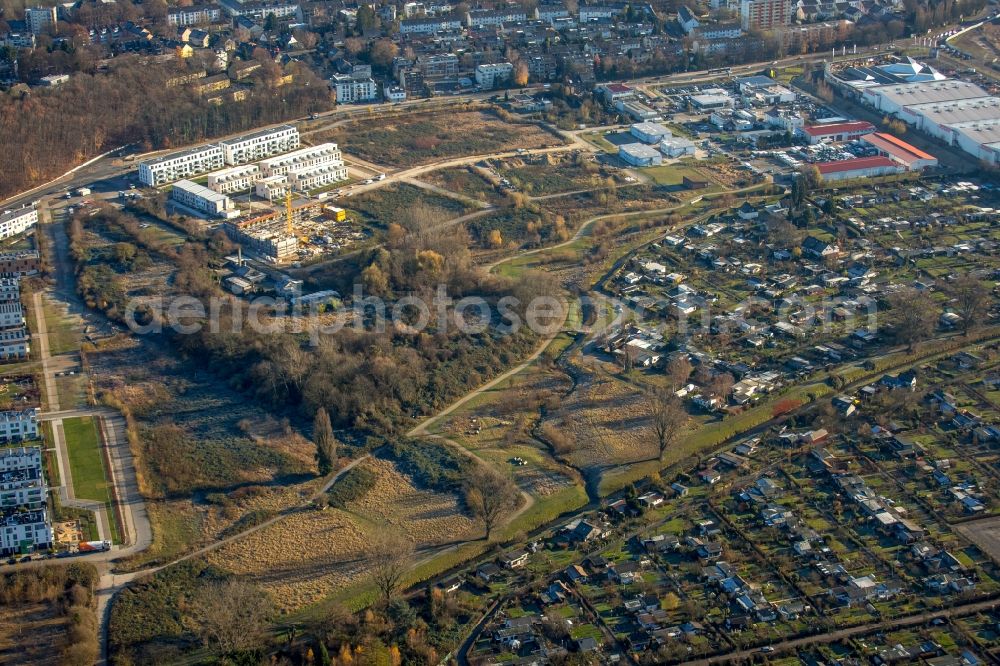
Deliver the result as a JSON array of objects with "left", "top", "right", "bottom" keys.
[{"left": 285, "top": 190, "right": 293, "bottom": 236}]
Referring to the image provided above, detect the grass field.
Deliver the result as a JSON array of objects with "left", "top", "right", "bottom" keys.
[
  {"left": 63, "top": 416, "right": 110, "bottom": 504},
  {"left": 42, "top": 296, "right": 81, "bottom": 356}
]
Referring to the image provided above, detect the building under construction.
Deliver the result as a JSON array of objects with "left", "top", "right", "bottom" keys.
[
  {"left": 222, "top": 195, "right": 356, "bottom": 263},
  {"left": 222, "top": 194, "right": 318, "bottom": 262}
]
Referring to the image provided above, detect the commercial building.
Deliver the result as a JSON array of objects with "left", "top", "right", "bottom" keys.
[
  {"left": 798, "top": 120, "right": 875, "bottom": 144},
  {"left": 170, "top": 180, "right": 236, "bottom": 218},
  {"left": 25, "top": 6, "right": 56, "bottom": 35},
  {"left": 0, "top": 408, "right": 39, "bottom": 441},
  {"left": 332, "top": 74, "right": 377, "bottom": 103},
  {"left": 219, "top": 125, "right": 299, "bottom": 165},
  {"left": 0, "top": 301, "right": 25, "bottom": 329},
  {"left": 475, "top": 62, "right": 514, "bottom": 89},
  {"left": 815, "top": 156, "right": 903, "bottom": 181},
  {"left": 630, "top": 122, "right": 672, "bottom": 144},
  {"left": 0, "top": 327, "right": 30, "bottom": 359},
  {"left": 597, "top": 83, "right": 635, "bottom": 104},
  {"left": 167, "top": 5, "right": 223, "bottom": 25},
  {"left": 690, "top": 90, "right": 734, "bottom": 110},
  {"left": 861, "top": 80, "right": 990, "bottom": 115},
  {"left": 660, "top": 136, "right": 697, "bottom": 158},
  {"left": 619, "top": 143, "right": 663, "bottom": 167},
  {"left": 739, "top": 0, "right": 791, "bottom": 31},
  {"left": 0, "top": 252, "right": 39, "bottom": 277},
  {"left": 258, "top": 143, "right": 343, "bottom": 177},
  {"left": 207, "top": 164, "right": 261, "bottom": 194},
  {"left": 860, "top": 133, "right": 938, "bottom": 170},
  {"left": 138, "top": 144, "right": 225, "bottom": 186},
  {"left": 0, "top": 205, "right": 37, "bottom": 240}
]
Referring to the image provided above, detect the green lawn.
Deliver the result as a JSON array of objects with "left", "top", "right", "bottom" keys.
[{"left": 63, "top": 416, "right": 110, "bottom": 503}]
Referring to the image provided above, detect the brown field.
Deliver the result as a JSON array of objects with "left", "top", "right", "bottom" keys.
[
  {"left": 954, "top": 517, "right": 1000, "bottom": 565},
  {"left": 0, "top": 604, "right": 70, "bottom": 666},
  {"left": 542, "top": 365, "right": 657, "bottom": 472},
  {"left": 316, "top": 110, "right": 563, "bottom": 168},
  {"left": 206, "top": 457, "right": 477, "bottom": 612}
]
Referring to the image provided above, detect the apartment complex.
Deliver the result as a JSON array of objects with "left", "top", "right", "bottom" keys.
[
  {"left": 0, "top": 326, "right": 30, "bottom": 359},
  {"left": 258, "top": 143, "right": 343, "bottom": 177},
  {"left": 138, "top": 144, "right": 225, "bottom": 186},
  {"left": 219, "top": 125, "right": 300, "bottom": 165},
  {"left": 740, "top": 0, "right": 791, "bottom": 30},
  {"left": 0, "top": 205, "right": 37, "bottom": 240},
  {"left": 25, "top": 6, "right": 57, "bottom": 35},
  {"left": 255, "top": 174, "right": 289, "bottom": 201},
  {"left": 475, "top": 62, "right": 513, "bottom": 89},
  {"left": 170, "top": 180, "right": 236, "bottom": 217},
  {"left": 0, "top": 301, "right": 25, "bottom": 329},
  {"left": 288, "top": 163, "right": 349, "bottom": 192},
  {"left": 0, "top": 447, "right": 51, "bottom": 556},
  {"left": 207, "top": 164, "right": 261, "bottom": 195},
  {"left": 0, "top": 408, "right": 40, "bottom": 442},
  {"left": 0, "top": 252, "right": 40, "bottom": 278},
  {"left": 167, "top": 4, "right": 223, "bottom": 25},
  {"left": 332, "top": 74, "right": 378, "bottom": 103}
]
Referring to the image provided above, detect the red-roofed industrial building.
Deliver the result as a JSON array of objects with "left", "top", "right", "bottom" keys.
[
  {"left": 815, "top": 156, "right": 903, "bottom": 181},
  {"left": 799, "top": 120, "right": 876, "bottom": 144},
  {"left": 860, "top": 133, "right": 938, "bottom": 170}
]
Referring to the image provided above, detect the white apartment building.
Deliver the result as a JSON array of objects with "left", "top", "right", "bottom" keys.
[
  {"left": 475, "top": 62, "right": 513, "bottom": 89},
  {"left": 219, "top": 125, "right": 300, "bottom": 165},
  {"left": 1, "top": 464, "right": 46, "bottom": 510},
  {"left": 384, "top": 85, "right": 406, "bottom": 102},
  {"left": 0, "top": 278, "right": 20, "bottom": 302},
  {"left": 0, "top": 446, "right": 41, "bottom": 473},
  {"left": 138, "top": 144, "right": 225, "bottom": 186},
  {"left": 0, "top": 408, "right": 39, "bottom": 442},
  {"left": 1, "top": 509, "right": 52, "bottom": 555},
  {"left": 25, "top": 6, "right": 56, "bottom": 35},
  {"left": 167, "top": 4, "right": 223, "bottom": 25},
  {"left": 207, "top": 164, "right": 261, "bottom": 194},
  {"left": 171, "top": 180, "right": 235, "bottom": 217},
  {"left": 255, "top": 175, "right": 289, "bottom": 201},
  {"left": 0, "top": 205, "right": 37, "bottom": 240},
  {"left": 288, "top": 163, "right": 349, "bottom": 192},
  {"left": 0, "top": 301, "right": 24, "bottom": 329},
  {"left": 332, "top": 75, "right": 377, "bottom": 103},
  {"left": 0, "top": 327, "right": 30, "bottom": 359},
  {"left": 258, "top": 143, "right": 343, "bottom": 177}
]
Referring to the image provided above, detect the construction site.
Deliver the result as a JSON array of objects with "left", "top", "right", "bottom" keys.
[{"left": 222, "top": 193, "right": 366, "bottom": 263}]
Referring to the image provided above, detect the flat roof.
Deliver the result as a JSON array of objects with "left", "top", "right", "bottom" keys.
[
  {"left": 0, "top": 206, "right": 35, "bottom": 225},
  {"left": 950, "top": 118, "right": 1000, "bottom": 146},
  {"left": 802, "top": 120, "right": 875, "bottom": 136},
  {"left": 143, "top": 143, "right": 222, "bottom": 167},
  {"left": 862, "top": 133, "right": 935, "bottom": 162},
  {"left": 173, "top": 179, "right": 229, "bottom": 203},
  {"left": 865, "top": 80, "right": 990, "bottom": 107},
  {"left": 816, "top": 156, "right": 897, "bottom": 174},
  {"left": 219, "top": 124, "right": 296, "bottom": 146},
  {"left": 631, "top": 121, "right": 670, "bottom": 135},
  {"left": 619, "top": 142, "right": 662, "bottom": 158},
  {"left": 602, "top": 83, "right": 633, "bottom": 93},
  {"left": 906, "top": 96, "right": 1000, "bottom": 126}
]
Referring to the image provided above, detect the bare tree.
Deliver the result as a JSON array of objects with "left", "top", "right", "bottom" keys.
[
  {"left": 465, "top": 466, "right": 522, "bottom": 541},
  {"left": 188, "top": 580, "right": 275, "bottom": 656},
  {"left": 666, "top": 355, "right": 693, "bottom": 390},
  {"left": 369, "top": 531, "right": 414, "bottom": 604},
  {"left": 948, "top": 273, "right": 990, "bottom": 335},
  {"left": 889, "top": 288, "right": 937, "bottom": 352},
  {"left": 648, "top": 390, "right": 688, "bottom": 463}
]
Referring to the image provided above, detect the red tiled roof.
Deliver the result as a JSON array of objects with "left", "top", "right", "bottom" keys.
[
  {"left": 816, "top": 156, "right": 897, "bottom": 174},
  {"left": 863, "top": 132, "right": 936, "bottom": 162},
  {"left": 802, "top": 121, "right": 876, "bottom": 137}
]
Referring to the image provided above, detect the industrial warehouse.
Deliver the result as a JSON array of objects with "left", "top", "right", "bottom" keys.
[{"left": 830, "top": 60, "right": 1000, "bottom": 166}]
